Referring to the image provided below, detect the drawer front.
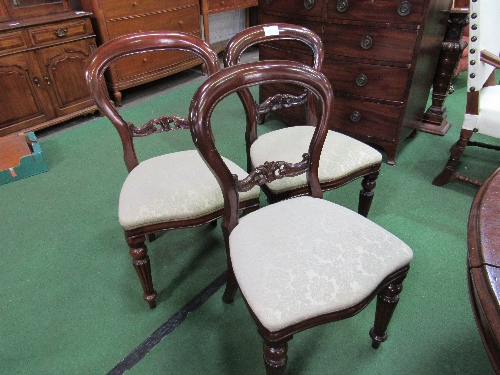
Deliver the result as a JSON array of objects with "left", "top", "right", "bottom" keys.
[
  {"left": 322, "top": 60, "right": 409, "bottom": 102},
  {"left": 106, "top": 8, "right": 200, "bottom": 40},
  {"left": 0, "top": 31, "right": 27, "bottom": 54},
  {"left": 28, "top": 19, "right": 92, "bottom": 46},
  {"left": 321, "top": 22, "right": 418, "bottom": 64},
  {"left": 233, "top": 0, "right": 258, "bottom": 8},
  {"left": 259, "top": 42, "right": 409, "bottom": 102},
  {"left": 331, "top": 96, "right": 401, "bottom": 141},
  {"left": 101, "top": 0, "right": 198, "bottom": 20},
  {"left": 208, "top": 0, "right": 235, "bottom": 13},
  {"left": 112, "top": 50, "right": 199, "bottom": 81},
  {"left": 258, "top": 13, "right": 418, "bottom": 64},
  {"left": 258, "top": 0, "right": 324, "bottom": 19},
  {"left": 327, "top": 0, "right": 425, "bottom": 25}
]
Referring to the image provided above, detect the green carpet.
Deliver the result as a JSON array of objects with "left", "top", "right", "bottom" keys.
[{"left": 1, "top": 72, "right": 498, "bottom": 374}]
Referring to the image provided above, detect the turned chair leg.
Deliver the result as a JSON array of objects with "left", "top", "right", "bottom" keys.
[
  {"left": 433, "top": 129, "right": 473, "bottom": 186},
  {"left": 128, "top": 236, "right": 157, "bottom": 308},
  {"left": 263, "top": 340, "right": 288, "bottom": 375},
  {"left": 369, "top": 273, "right": 408, "bottom": 349},
  {"left": 358, "top": 171, "right": 379, "bottom": 217}
]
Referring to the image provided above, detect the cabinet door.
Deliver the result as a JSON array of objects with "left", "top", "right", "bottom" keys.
[
  {"left": 34, "top": 38, "right": 96, "bottom": 117},
  {"left": 0, "top": 52, "right": 53, "bottom": 136}
]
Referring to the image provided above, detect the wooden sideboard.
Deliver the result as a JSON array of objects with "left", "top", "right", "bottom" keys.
[
  {"left": 258, "top": 0, "right": 453, "bottom": 164},
  {"left": 80, "top": 0, "right": 203, "bottom": 106},
  {"left": 0, "top": 0, "right": 97, "bottom": 137},
  {"left": 200, "top": 0, "right": 257, "bottom": 51}
]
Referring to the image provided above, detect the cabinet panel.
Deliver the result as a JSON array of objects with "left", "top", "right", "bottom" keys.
[
  {"left": 326, "top": 0, "right": 425, "bottom": 25},
  {"left": 0, "top": 53, "right": 52, "bottom": 134},
  {"left": 35, "top": 38, "right": 95, "bottom": 116},
  {"left": 0, "top": 1, "right": 7, "bottom": 21},
  {"left": 0, "top": 30, "right": 27, "bottom": 53}
]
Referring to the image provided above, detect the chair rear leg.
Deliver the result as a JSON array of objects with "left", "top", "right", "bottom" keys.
[
  {"left": 433, "top": 129, "right": 473, "bottom": 186},
  {"left": 221, "top": 225, "right": 239, "bottom": 303},
  {"left": 263, "top": 340, "right": 289, "bottom": 375},
  {"left": 369, "top": 270, "right": 408, "bottom": 349},
  {"left": 128, "top": 236, "right": 157, "bottom": 308},
  {"left": 358, "top": 171, "right": 379, "bottom": 217}
]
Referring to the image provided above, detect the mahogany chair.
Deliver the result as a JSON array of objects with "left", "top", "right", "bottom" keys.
[
  {"left": 189, "top": 60, "right": 413, "bottom": 374},
  {"left": 84, "top": 32, "right": 260, "bottom": 308},
  {"left": 433, "top": 0, "right": 500, "bottom": 187},
  {"left": 224, "top": 24, "right": 382, "bottom": 217}
]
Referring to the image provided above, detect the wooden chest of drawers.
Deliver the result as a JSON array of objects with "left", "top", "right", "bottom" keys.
[
  {"left": 258, "top": 0, "right": 453, "bottom": 164},
  {"left": 0, "top": 12, "right": 98, "bottom": 137},
  {"left": 80, "top": 0, "right": 203, "bottom": 106}
]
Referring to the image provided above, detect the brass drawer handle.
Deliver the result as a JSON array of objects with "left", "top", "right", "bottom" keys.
[
  {"left": 360, "top": 36, "right": 373, "bottom": 50},
  {"left": 33, "top": 77, "right": 40, "bottom": 87},
  {"left": 304, "top": 0, "right": 314, "bottom": 9},
  {"left": 265, "top": 0, "right": 273, "bottom": 4},
  {"left": 356, "top": 74, "right": 368, "bottom": 87},
  {"left": 397, "top": 1, "right": 412, "bottom": 16},
  {"left": 44, "top": 76, "right": 51, "bottom": 85},
  {"left": 54, "top": 28, "right": 67, "bottom": 38},
  {"left": 350, "top": 111, "right": 361, "bottom": 123},
  {"left": 336, "top": 0, "right": 348, "bottom": 12}
]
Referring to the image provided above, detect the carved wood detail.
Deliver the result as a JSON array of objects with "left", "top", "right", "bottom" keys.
[
  {"left": 256, "top": 91, "right": 307, "bottom": 116},
  {"left": 235, "top": 153, "right": 310, "bottom": 192},
  {"left": 129, "top": 116, "right": 190, "bottom": 137}
]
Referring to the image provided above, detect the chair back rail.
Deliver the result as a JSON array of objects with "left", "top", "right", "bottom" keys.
[{"left": 85, "top": 32, "right": 220, "bottom": 172}]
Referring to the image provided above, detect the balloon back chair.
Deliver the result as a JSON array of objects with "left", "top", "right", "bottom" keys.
[
  {"left": 433, "top": 0, "right": 500, "bottom": 187},
  {"left": 189, "top": 60, "right": 413, "bottom": 374},
  {"left": 84, "top": 32, "right": 260, "bottom": 308},
  {"left": 224, "top": 24, "right": 382, "bottom": 217}
]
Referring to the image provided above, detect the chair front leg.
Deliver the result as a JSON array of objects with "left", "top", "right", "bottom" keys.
[
  {"left": 263, "top": 340, "right": 288, "bottom": 375},
  {"left": 369, "top": 270, "right": 408, "bottom": 349},
  {"left": 358, "top": 170, "right": 379, "bottom": 217},
  {"left": 128, "top": 235, "right": 157, "bottom": 308}
]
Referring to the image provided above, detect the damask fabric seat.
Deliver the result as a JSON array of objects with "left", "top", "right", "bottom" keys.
[
  {"left": 230, "top": 196, "right": 413, "bottom": 332},
  {"left": 250, "top": 126, "right": 382, "bottom": 195},
  {"left": 119, "top": 150, "right": 260, "bottom": 230}
]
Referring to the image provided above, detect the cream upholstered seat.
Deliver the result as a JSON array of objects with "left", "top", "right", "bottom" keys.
[
  {"left": 190, "top": 60, "right": 413, "bottom": 374},
  {"left": 119, "top": 150, "right": 259, "bottom": 230},
  {"left": 433, "top": 0, "right": 500, "bottom": 187},
  {"left": 230, "top": 196, "right": 412, "bottom": 332},
  {"left": 224, "top": 23, "right": 382, "bottom": 216},
  {"left": 251, "top": 126, "right": 382, "bottom": 195},
  {"left": 84, "top": 32, "right": 260, "bottom": 308}
]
